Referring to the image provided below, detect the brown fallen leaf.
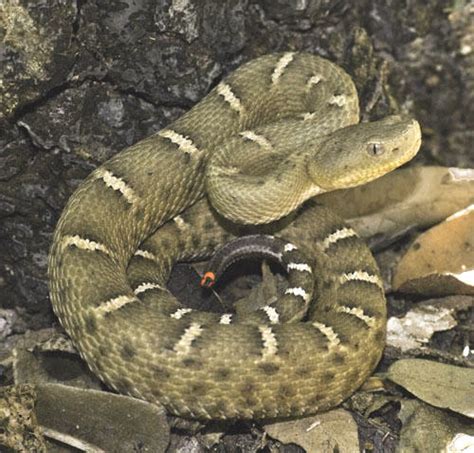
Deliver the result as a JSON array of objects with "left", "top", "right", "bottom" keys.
[
  {"left": 387, "top": 359, "right": 474, "bottom": 418},
  {"left": 392, "top": 205, "right": 474, "bottom": 296},
  {"left": 263, "top": 409, "right": 359, "bottom": 453},
  {"left": 234, "top": 261, "right": 281, "bottom": 316},
  {"left": 317, "top": 166, "right": 474, "bottom": 247},
  {"left": 35, "top": 383, "right": 170, "bottom": 453},
  {"left": 13, "top": 328, "right": 102, "bottom": 390},
  {"left": 397, "top": 400, "right": 474, "bottom": 453}
]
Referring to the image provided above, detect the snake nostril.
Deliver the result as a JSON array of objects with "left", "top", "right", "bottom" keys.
[{"left": 392, "top": 147, "right": 400, "bottom": 153}]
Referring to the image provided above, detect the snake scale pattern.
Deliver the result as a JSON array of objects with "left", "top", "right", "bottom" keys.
[{"left": 49, "top": 52, "right": 421, "bottom": 419}]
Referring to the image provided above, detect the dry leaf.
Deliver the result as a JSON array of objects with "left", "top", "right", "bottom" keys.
[
  {"left": 387, "top": 305, "right": 457, "bottom": 351},
  {"left": 35, "top": 383, "right": 170, "bottom": 452},
  {"left": 13, "top": 328, "right": 102, "bottom": 390},
  {"left": 398, "top": 400, "right": 474, "bottom": 453},
  {"left": 234, "top": 261, "right": 280, "bottom": 315},
  {"left": 36, "top": 332, "right": 77, "bottom": 354},
  {"left": 317, "top": 166, "right": 474, "bottom": 247},
  {"left": 387, "top": 296, "right": 473, "bottom": 352},
  {"left": 392, "top": 205, "right": 474, "bottom": 296},
  {"left": 264, "top": 409, "right": 359, "bottom": 452},
  {"left": 387, "top": 359, "right": 474, "bottom": 418}
]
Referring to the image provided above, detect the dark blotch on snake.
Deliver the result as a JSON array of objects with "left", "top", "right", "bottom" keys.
[
  {"left": 279, "top": 384, "right": 296, "bottom": 398},
  {"left": 295, "top": 365, "right": 312, "bottom": 377},
  {"left": 190, "top": 382, "right": 207, "bottom": 396},
  {"left": 97, "top": 175, "right": 134, "bottom": 207},
  {"left": 182, "top": 357, "right": 203, "bottom": 369},
  {"left": 152, "top": 365, "right": 171, "bottom": 380},
  {"left": 321, "top": 371, "right": 336, "bottom": 384},
  {"left": 244, "top": 395, "right": 258, "bottom": 408},
  {"left": 134, "top": 210, "right": 145, "bottom": 222},
  {"left": 258, "top": 362, "right": 280, "bottom": 375},
  {"left": 214, "top": 367, "right": 232, "bottom": 380},
  {"left": 374, "top": 330, "right": 385, "bottom": 344},
  {"left": 84, "top": 315, "right": 97, "bottom": 334},
  {"left": 151, "top": 387, "right": 163, "bottom": 398},
  {"left": 98, "top": 345, "right": 108, "bottom": 357},
  {"left": 331, "top": 352, "right": 347, "bottom": 366},
  {"left": 121, "top": 343, "right": 137, "bottom": 360},
  {"left": 332, "top": 329, "right": 350, "bottom": 346}
]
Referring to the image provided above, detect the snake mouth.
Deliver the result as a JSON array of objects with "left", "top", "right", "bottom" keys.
[{"left": 326, "top": 142, "right": 420, "bottom": 189}]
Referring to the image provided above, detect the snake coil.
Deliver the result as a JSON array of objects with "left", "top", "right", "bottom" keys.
[{"left": 49, "top": 52, "right": 421, "bottom": 419}]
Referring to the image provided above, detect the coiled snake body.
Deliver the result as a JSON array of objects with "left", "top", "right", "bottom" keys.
[{"left": 49, "top": 53, "right": 421, "bottom": 419}]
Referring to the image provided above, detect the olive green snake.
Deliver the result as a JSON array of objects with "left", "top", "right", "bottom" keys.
[{"left": 48, "top": 52, "right": 421, "bottom": 419}]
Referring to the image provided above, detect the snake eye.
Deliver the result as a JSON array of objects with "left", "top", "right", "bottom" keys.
[{"left": 368, "top": 142, "right": 385, "bottom": 156}]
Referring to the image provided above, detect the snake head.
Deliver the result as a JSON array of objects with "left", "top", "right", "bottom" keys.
[{"left": 307, "top": 115, "right": 422, "bottom": 191}]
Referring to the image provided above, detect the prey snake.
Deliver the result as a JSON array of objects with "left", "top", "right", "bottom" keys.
[{"left": 49, "top": 52, "right": 421, "bottom": 419}]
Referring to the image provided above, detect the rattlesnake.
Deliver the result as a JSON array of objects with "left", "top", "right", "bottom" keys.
[{"left": 48, "top": 52, "right": 421, "bottom": 419}]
